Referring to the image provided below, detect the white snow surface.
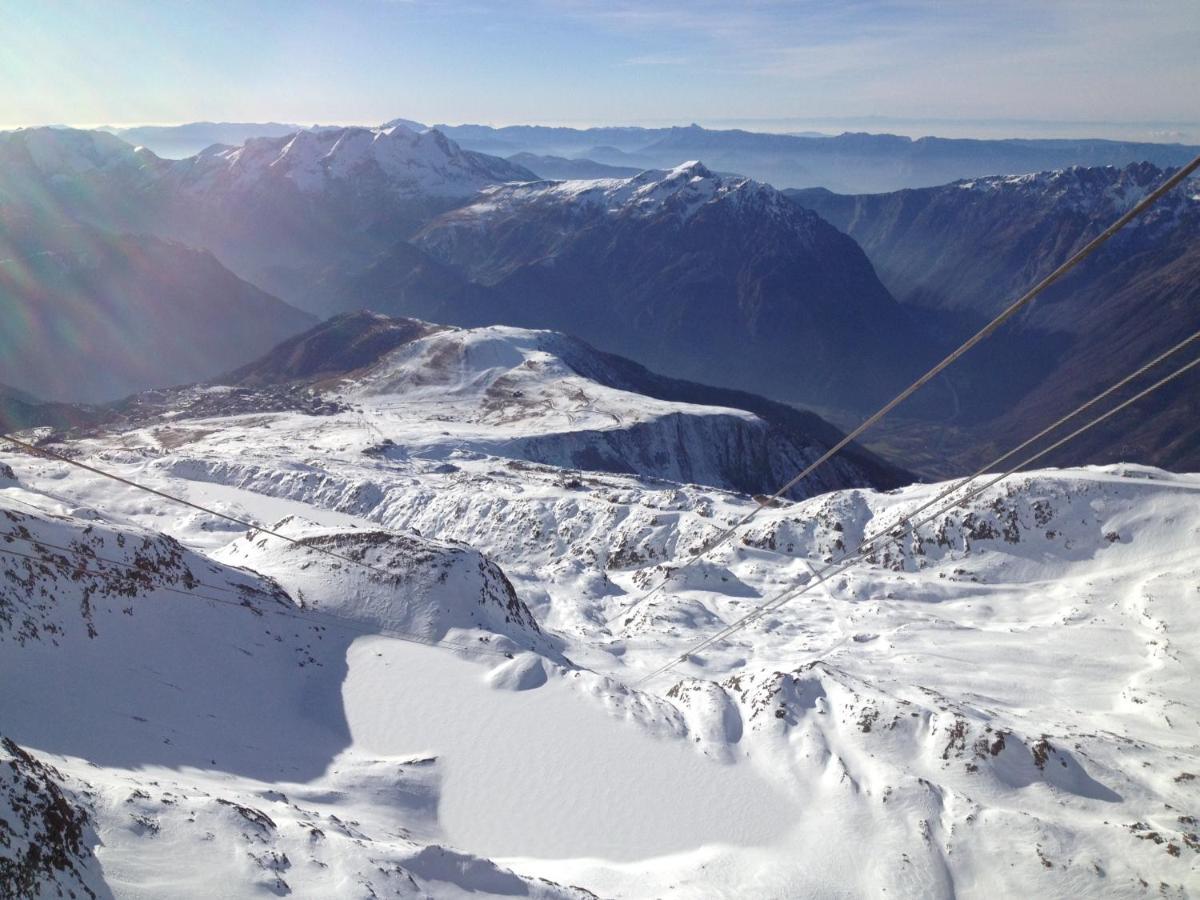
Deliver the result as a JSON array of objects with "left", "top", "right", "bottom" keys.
[
  {"left": 346, "top": 323, "right": 761, "bottom": 457},
  {"left": 3, "top": 386, "right": 1200, "bottom": 897}
]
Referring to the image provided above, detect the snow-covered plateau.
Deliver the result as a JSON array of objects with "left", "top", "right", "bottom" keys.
[{"left": 2, "top": 324, "right": 1198, "bottom": 898}]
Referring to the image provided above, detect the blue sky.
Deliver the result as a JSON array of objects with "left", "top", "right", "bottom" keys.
[{"left": 2, "top": 0, "right": 1197, "bottom": 141}]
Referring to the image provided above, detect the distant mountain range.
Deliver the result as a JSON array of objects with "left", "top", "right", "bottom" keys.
[
  {"left": 1, "top": 126, "right": 942, "bottom": 413},
  {"left": 433, "top": 123, "right": 1200, "bottom": 194},
  {"left": 153, "top": 124, "right": 536, "bottom": 302},
  {"left": 95, "top": 119, "right": 1200, "bottom": 194},
  {"left": 0, "top": 124, "right": 535, "bottom": 401},
  {"left": 0, "top": 123, "right": 536, "bottom": 300}
]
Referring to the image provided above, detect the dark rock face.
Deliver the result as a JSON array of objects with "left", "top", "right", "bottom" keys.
[
  {"left": 0, "top": 131, "right": 319, "bottom": 405},
  {"left": 0, "top": 383, "right": 101, "bottom": 434},
  {"left": 0, "top": 736, "right": 103, "bottom": 900},
  {"left": 789, "top": 163, "right": 1200, "bottom": 473}
]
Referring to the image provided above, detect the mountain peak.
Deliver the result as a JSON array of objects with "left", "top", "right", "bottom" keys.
[
  {"left": 665, "top": 159, "right": 712, "bottom": 179},
  {"left": 379, "top": 116, "right": 429, "bottom": 132},
  {"left": 437, "top": 158, "right": 788, "bottom": 230}
]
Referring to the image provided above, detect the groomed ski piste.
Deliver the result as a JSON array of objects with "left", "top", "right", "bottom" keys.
[{"left": 3, "top": 325, "right": 1199, "bottom": 898}]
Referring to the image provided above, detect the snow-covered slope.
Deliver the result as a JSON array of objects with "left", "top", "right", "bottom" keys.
[
  {"left": 463, "top": 160, "right": 775, "bottom": 219},
  {"left": 952, "top": 163, "right": 1199, "bottom": 228},
  {"left": 215, "top": 515, "right": 552, "bottom": 655},
  {"left": 86, "top": 312, "right": 904, "bottom": 499},
  {"left": 343, "top": 321, "right": 905, "bottom": 495},
  {"left": 0, "top": 494, "right": 599, "bottom": 898},
  {"left": 5, "top": 433, "right": 1199, "bottom": 897}
]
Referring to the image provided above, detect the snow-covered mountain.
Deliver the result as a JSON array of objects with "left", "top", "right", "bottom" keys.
[
  {"left": 418, "top": 160, "right": 839, "bottom": 276},
  {"left": 334, "top": 316, "right": 907, "bottom": 495},
  {"left": 0, "top": 127, "right": 159, "bottom": 228},
  {"left": 337, "top": 164, "right": 937, "bottom": 412},
  {"left": 172, "top": 124, "right": 535, "bottom": 200},
  {"left": 145, "top": 124, "right": 537, "bottom": 306},
  {"left": 117, "top": 118, "right": 1195, "bottom": 193},
  {"left": 0, "top": 126, "right": 148, "bottom": 180},
  {"left": 789, "top": 162, "right": 1200, "bottom": 320},
  {"left": 68, "top": 311, "right": 906, "bottom": 499}
]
